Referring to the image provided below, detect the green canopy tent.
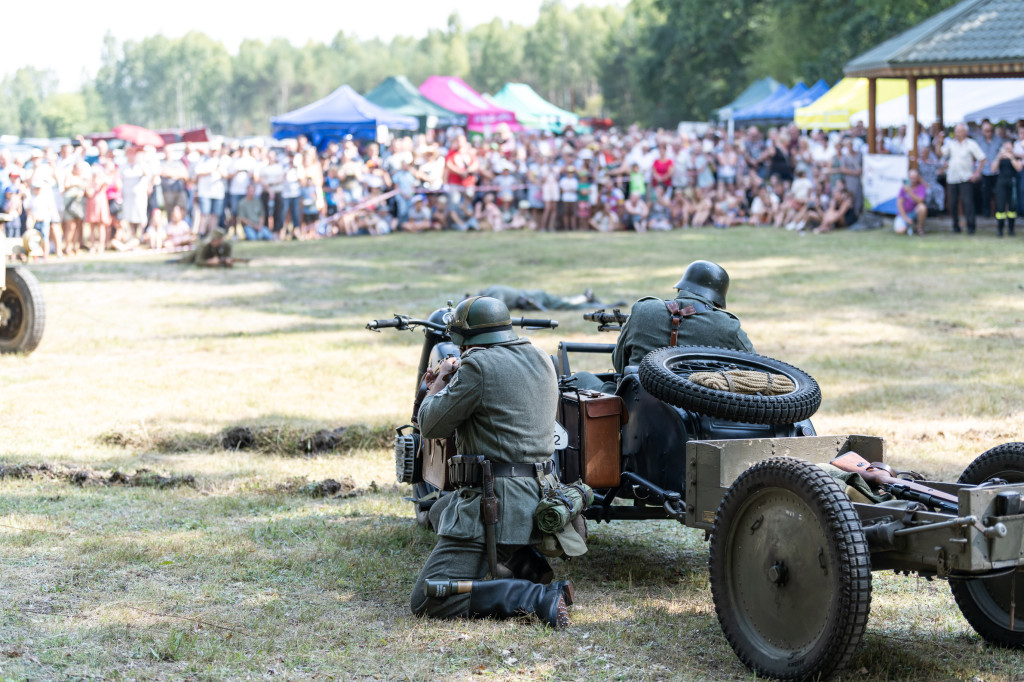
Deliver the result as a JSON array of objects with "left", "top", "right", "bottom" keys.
[
  {"left": 486, "top": 83, "right": 579, "bottom": 133},
  {"left": 364, "top": 76, "right": 466, "bottom": 133}
]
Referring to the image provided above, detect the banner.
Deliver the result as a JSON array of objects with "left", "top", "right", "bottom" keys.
[{"left": 862, "top": 154, "right": 908, "bottom": 215}]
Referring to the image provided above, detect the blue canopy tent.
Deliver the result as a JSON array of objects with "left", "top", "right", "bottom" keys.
[
  {"left": 715, "top": 77, "right": 784, "bottom": 119},
  {"left": 734, "top": 83, "right": 805, "bottom": 122},
  {"left": 778, "top": 80, "right": 830, "bottom": 117},
  {"left": 271, "top": 85, "right": 418, "bottom": 147}
]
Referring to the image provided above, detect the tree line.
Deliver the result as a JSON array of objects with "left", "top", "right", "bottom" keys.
[{"left": 0, "top": 0, "right": 956, "bottom": 139}]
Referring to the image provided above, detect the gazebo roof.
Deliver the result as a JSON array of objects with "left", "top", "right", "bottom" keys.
[{"left": 845, "top": 0, "right": 1024, "bottom": 78}]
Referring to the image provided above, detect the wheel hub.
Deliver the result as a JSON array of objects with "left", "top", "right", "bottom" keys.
[
  {"left": 767, "top": 562, "right": 788, "bottom": 586},
  {"left": 0, "top": 299, "right": 10, "bottom": 327}
]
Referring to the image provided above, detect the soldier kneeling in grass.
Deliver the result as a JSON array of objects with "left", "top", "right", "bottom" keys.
[{"left": 411, "top": 296, "right": 582, "bottom": 628}]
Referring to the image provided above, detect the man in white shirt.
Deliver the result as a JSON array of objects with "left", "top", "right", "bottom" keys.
[
  {"left": 195, "top": 143, "right": 229, "bottom": 236},
  {"left": 227, "top": 147, "right": 258, "bottom": 238},
  {"left": 942, "top": 123, "right": 986, "bottom": 234}
]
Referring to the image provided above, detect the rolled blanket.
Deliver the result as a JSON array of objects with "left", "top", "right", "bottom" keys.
[
  {"left": 534, "top": 483, "right": 594, "bottom": 534},
  {"left": 688, "top": 369, "right": 795, "bottom": 395}
]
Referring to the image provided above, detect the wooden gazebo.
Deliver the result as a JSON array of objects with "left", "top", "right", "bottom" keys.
[{"left": 844, "top": 0, "right": 1024, "bottom": 163}]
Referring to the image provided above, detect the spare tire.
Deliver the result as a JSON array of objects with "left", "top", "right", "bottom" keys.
[{"left": 638, "top": 346, "right": 820, "bottom": 424}]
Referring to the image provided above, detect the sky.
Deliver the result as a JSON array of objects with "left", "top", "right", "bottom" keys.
[{"left": 7, "top": 0, "right": 624, "bottom": 92}]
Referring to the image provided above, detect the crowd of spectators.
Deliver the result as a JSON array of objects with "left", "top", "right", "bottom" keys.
[{"left": 3, "top": 116, "right": 1024, "bottom": 259}]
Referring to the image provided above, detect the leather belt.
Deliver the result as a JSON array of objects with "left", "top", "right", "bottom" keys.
[
  {"left": 492, "top": 460, "right": 553, "bottom": 478},
  {"left": 448, "top": 455, "right": 553, "bottom": 486}
]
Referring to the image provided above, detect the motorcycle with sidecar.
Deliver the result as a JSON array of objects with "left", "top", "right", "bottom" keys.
[{"left": 368, "top": 305, "right": 1024, "bottom": 680}]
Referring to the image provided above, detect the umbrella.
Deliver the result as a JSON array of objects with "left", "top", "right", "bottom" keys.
[{"left": 111, "top": 124, "right": 165, "bottom": 148}]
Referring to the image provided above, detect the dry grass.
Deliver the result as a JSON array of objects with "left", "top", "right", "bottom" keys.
[{"left": 1, "top": 225, "right": 1023, "bottom": 680}]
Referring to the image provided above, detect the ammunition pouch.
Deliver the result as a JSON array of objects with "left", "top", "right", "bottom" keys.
[{"left": 447, "top": 455, "right": 554, "bottom": 488}]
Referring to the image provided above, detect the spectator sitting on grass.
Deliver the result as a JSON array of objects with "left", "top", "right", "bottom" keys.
[
  {"left": 691, "top": 187, "right": 713, "bottom": 227},
  {"left": 476, "top": 193, "right": 505, "bottom": 231},
  {"left": 648, "top": 185, "right": 672, "bottom": 230},
  {"left": 893, "top": 169, "right": 928, "bottom": 236},
  {"left": 621, "top": 191, "right": 648, "bottom": 232},
  {"left": 589, "top": 200, "right": 620, "bottom": 232},
  {"left": 446, "top": 192, "right": 478, "bottom": 231},
  {"left": 402, "top": 196, "right": 434, "bottom": 233},
  {"left": 144, "top": 208, "right": 168, "bottom": 250},
  {"left": 165, "top": 205, "right": 195, "bottom": 249},
  {"left": 238, "top": 184, "right": 272, "bottom": 241},
  {"left": 814, "top": 179, "right": 855, "bottom": 234}
]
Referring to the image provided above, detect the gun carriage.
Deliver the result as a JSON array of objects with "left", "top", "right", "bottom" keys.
[
  {"left": 369, "top": 305, "right": 1024, "bottom": 680},
  {"left": 1, "top": 217, "right": 46, "bottom": 354}
]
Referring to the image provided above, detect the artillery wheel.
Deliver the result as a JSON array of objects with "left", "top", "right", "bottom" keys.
[
  {"left": 709, "top": 457, "right": 871, "bottom": 680},
  {"left": 412, "top": 481, "right": 436, "bottom": 530},
  {"left": 950, "top": 442, "right": 1024, "bottom": 648},
  {"left": 638, "top": 346, "right": 820, "bottom": 424},
  {"left": 0, "top": 265, "right": 45, "bottom": 354}
]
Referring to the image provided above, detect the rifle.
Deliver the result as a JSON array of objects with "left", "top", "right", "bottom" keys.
[
  {"left": 583, "top": 308, "right": 629, "bottom": 332},
  {"left": 830, "top": 451, "right": 959, "bottom": 513}
]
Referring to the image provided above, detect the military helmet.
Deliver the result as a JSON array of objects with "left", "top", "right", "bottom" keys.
[
  {"left": 674, "top": 260, "right": 730, "bottom": 309},
  {"left": 447, "top": 296, "right": 518, "bottom": 346}
]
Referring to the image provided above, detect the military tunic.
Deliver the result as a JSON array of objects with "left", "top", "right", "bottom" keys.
[
  {"left": 611, "top": 291, "right": 754, "bottom": 372},
  {"left": 575, "top": 291, "right": 754, "bottom": 392},
  {"left": 411, "top": 337, "right": 558, "bottom": 618}
]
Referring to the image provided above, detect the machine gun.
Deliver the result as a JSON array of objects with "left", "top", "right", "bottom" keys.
[
  {"left": 831, "top": 451, "right": 960, "bottom": 513},
  {"left": 583, "top": 308, "right": 629, "bottom": 332}
]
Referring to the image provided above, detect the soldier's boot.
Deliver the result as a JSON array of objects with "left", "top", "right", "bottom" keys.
[
  {"left": 546, "top": 579, "right": 576, "bottom": 606},
  {"left": 424, "top": 579, "right": 569, "bottom": 628},
  {"left": 469, "top": 579, "right": 570, "bottom": 628}
]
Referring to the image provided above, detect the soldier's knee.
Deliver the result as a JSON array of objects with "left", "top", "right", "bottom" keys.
[{"left": 410, "top": 586, "right": 428, "bottom": 616}]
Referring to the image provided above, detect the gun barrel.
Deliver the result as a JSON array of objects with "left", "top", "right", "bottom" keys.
[{"left": 513, "top": 317, "right": 558, "bottom": 329}]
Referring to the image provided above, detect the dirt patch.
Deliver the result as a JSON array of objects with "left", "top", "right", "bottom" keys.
[
  {"left": 219, "top": 423, "right": 394, "bottom": 456},
  {"left": 0, "top": 463, "right": 195, "bottom": 488},
  {"left": 275, "top": 474, "right": 359, "bottom": 498},
  {"left": 100, "top": 422, "right": 393, "bottom": 457}
]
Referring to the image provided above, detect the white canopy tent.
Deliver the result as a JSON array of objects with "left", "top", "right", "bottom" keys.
[{"left": 849, "top": 79, "right": 1024, "bottom": 128}]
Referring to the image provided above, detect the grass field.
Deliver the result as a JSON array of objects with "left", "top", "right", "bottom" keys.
[{"left": 2, "top": 225, "right": 1023, "bottom": 681}]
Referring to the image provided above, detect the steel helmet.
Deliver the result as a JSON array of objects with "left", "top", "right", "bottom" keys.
[
  {"left": 447, "top": 296, "right": 518, "bottom": 346},
  {"left": 674, "top": 260, "right": 730, "bottom": 309}
]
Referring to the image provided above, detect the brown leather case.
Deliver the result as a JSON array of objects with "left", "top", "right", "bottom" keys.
[
  {"left": 421, "top": 435, "right": 457, "bottom": 491},
  {"left": 558, "top": 390, "right": 627, "bottom": 488}
]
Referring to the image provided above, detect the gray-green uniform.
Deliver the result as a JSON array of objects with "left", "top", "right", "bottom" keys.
[
  {"left": 612, "top": 291, "right": 753, "bottom": 370},
  {"left": 411, "top": 337, "right": 558, "bottom": 618},
  {"left": 479, "top": 285, "right": 594, "bottom": 311},
  {"left": 576, "top": 291, "right": 753, "bottom": 392},
  {"left": 179, "top": 238, "right": 232, "bottom": 265}
]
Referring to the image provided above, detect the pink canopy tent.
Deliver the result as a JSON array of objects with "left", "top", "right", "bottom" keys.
[{"left": 418, "top": 76, "right": 521, "bottom": 133}]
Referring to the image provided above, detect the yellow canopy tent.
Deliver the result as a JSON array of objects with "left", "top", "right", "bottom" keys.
[{"left": 795, "top": 78, "right": 932, "bottom": 130}]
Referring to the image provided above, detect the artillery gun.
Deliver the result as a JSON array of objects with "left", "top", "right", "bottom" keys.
[{"left": 1, "top": 218, "right": 46, "bottom": 354}]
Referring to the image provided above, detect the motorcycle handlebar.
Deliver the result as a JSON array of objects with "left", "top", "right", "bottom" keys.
[{"left": 366, "top": 318, "right": 404, "bottom": 330}]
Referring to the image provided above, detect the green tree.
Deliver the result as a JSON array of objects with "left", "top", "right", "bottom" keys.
[
  {"left": 467, "top": 20, "right": 526, "bottom": 95},
  {"left": 40, "top": 93, "right": 89, "bottom": 137}
]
